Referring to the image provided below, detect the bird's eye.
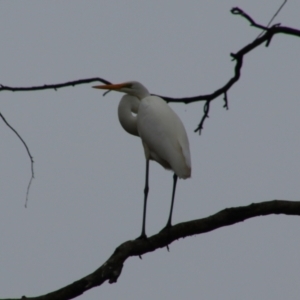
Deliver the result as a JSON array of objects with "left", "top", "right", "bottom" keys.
[{"left": 126, "top": 83, "right": 133, "bottom": 88}]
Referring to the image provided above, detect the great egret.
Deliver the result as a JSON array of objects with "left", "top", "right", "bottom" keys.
[{"left": 93, "top": 81, "right": 191, "bottom": 238}]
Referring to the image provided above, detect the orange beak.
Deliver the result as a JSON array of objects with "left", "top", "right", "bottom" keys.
[{"left": 92, "top": 83, "right": 129, "bottom": 90}]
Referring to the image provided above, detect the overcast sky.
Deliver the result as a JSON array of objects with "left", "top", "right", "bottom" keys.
[{"left": 0, "top": 1, "right": 300, "bottom": 299}]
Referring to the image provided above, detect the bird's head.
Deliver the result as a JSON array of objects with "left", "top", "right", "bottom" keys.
[{"left": 93, "top": 81, "right": 149, "bottom": 100}]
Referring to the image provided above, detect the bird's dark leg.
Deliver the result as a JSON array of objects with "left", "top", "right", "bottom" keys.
[
  {"left": 164, "top": 173, "right": 178, "bottom": 229},
  {"left": 137, "top": 159, "right": 149, "bottom": 239}
]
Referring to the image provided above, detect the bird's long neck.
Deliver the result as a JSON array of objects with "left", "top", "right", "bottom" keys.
[
  {"left": 129, "top": 84, "right": 150, "bottom": 100},
  {"left": 118, "top": 95, "right": 140, "bottom": 136}
]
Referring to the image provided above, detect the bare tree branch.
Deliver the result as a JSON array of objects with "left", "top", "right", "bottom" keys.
[
  {"left": 1, "top": 200, "right": 299, "bottom": 300},
  {"left": 0, "top": 78, "right": 111, "bottom": 93},
  {"left": 2, "top": 13, "right": 299, "bottom": 134},
  {"left": 0, "top": 10, "right": 300, "bottom": 134},
  {"left": 0, "top": 113, "right": 34, "bottom": 207},
  {"left": 0, "top": 78, "right": 112, "bottom": 204},
  {"left": 256, "top": 0, "right": 288, "bottom": 39}
]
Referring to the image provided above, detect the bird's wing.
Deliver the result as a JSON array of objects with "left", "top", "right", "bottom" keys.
[{"left": 137, "top": 96, "right": 191, "bottom": 178}]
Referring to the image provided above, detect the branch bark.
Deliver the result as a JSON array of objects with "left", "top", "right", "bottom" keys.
[{"left": 2, "top": 200, "right": 299, "bottom": 300}]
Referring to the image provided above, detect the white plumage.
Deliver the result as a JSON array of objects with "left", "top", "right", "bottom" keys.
[
  {"left": 137, "top": 95, "right": 191, "bottom": 178},
  {"left": 93, "top": 81, "right": 191, "bottom": 238}
]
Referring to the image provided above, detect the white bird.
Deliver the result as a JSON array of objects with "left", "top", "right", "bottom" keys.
[{"left": 93, "top": 81, "right": 191, "bottom": 238}]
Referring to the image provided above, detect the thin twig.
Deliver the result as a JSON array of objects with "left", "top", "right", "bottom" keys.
[
  {"left": 0, "top": 77, "right": 112, "bottom": 205},
  {"left": 0, "top": 113, "right": 34, "bottom": 207},
  {"left": 194, "top": 100, "right": 210, "bottom": 134},
  {"left": 0, "top": 77, "right": 111, "bottom": 92},
  {"left": 256, "top": 0, "right": 288, "bottom": 39},
  {"left": 223, "top": 92, "right": 229, "bottom": 110},
  {"left": 231, "top": 7, "right": 268, "bottom": 30}
]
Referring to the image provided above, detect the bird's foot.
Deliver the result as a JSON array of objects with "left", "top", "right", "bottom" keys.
[
  {"left": 159, "top": 224, "right": 172, "bottom": 252},
  {"left": 135, "top": 233, "right": 148, "bottom": 240},
  {"left": 159, "top": 223, "right": 172, "bottom": 233}
]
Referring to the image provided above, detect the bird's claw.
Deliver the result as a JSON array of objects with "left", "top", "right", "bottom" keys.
[
  {"left": 135, "top": 233, "right": 148, "bottom": 240},
  {"left": 159, "top": 223, "right": 172, "bottom": 233}
]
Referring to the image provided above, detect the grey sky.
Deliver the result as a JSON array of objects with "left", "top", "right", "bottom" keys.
[{"left": 0, "top": 1, "right": 300, "bottom": 299}]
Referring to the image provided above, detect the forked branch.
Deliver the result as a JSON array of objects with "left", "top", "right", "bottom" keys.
[{"left": 1, "top": 9, "right": 299, "bottom": 134}]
